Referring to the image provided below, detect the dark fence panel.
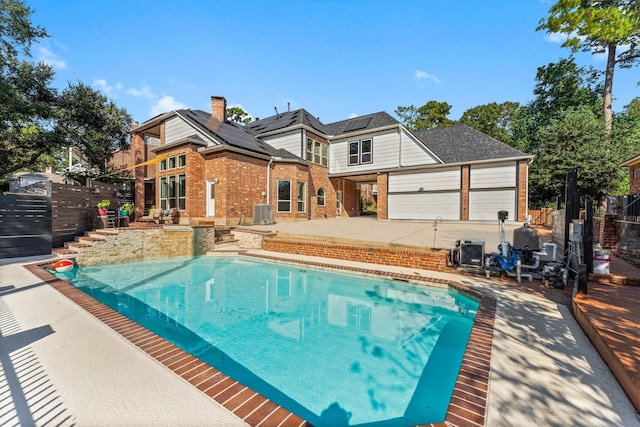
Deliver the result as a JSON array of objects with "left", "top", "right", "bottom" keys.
[
  {"left": 51, "top": 182, "right": 119, "bottom": 248},
  {"left": 0, "top": 194, "right": 51, "bottom": 258},
  {"left": 616, "top": 220, "right": 640, "bottom": 269}
]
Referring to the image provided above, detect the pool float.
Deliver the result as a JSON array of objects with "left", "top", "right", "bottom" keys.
[{"left": 54, "top": 259, "right": 75, "bottom": 273}]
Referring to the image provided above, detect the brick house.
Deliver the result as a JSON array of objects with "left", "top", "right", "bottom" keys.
[
  {"left": 621, "top": 154, "right": 640, "bottom": 194},
  {"left": 129, "top": 96, "right": 533, "bottom": 225}
]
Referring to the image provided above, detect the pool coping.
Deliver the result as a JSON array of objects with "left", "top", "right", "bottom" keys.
[{"left": 25, "top": 253, "right": 495, "bottom": 427}]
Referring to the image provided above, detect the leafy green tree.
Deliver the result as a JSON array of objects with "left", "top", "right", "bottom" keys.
[
  {"left": 395, "top": 100, "right": 454, "bottom": 130},
  {"left": 529, "top": 106, "right": 619, "bottom": 207},
  {"left": 537, "top": 0, "right": 640, "bottom": 133},
  {"left": 226, "top": 106, "right": 251, "bottom": 124},
  {"left": 512, "top": 58, "right": 602, "bottom": 155},
  {"left": 458, "top": 102, "right": 520, "bottom": 145},
  {"left": 0, "top": 0, "right": 132, "bottom": 180}
]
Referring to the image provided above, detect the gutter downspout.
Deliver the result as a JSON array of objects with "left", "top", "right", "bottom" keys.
[
  {"left": 398, "top": 125, "right": 403, "bottom": 167},
  {"left": 266, "top": 158, "right": 274, "bottom": 204}
]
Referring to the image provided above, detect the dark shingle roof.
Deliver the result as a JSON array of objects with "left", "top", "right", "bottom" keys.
[
  {"left": 324, "top": 112, "right": 399, "bottom": 136},
  {"left": 183, "top": 110, "right": 281, "bottom": 157},
  {"left": 246, "top": 109, "right": 327, "bottom": 135},
  {"left": 413, "top": 124, "right": 531, "bottom": 163}
]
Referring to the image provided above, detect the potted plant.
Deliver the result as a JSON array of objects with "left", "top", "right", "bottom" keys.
[
  {"left": 97, "top": 199, "right": 110, "bottom": 216},
  {"left": 121, "top": 202, "right": 134, "bottom": 218}
]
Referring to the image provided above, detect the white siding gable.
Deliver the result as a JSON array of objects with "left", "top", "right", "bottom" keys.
[
  {"left": 470, "top": 162, "right": 516, "bottom": 189},
  {"left": 165, "top": 116, "right": 213, "bottom": 145},
  {"left": 261, "top": 130, "right": 302, "bottom": 158},
  {"left": 399, "top": 129, "right": 439, "bottom": 167}
]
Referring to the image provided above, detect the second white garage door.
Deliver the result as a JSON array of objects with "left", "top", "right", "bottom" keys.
[
  {"left": 469, "top": 190, "right": 516, "bottom": 221},
  {"left": 388, "top": 192, "right": 460, "bottom": 220}
]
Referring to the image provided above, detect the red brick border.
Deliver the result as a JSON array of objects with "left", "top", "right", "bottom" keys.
[{"left": 25, "top": 254, "right": 495, "bottom": 427}]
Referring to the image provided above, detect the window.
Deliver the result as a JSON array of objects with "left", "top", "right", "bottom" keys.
[
  {"left": 306, "top": 138, "right": 328, "bottom": 166},
  {"left": 634, "top": 168, "right": 640, "bottom": 179},
  {"left": 306, "top": 139, "right": 313, "bottom": 162},
  {"left": 160, "top": 174, "right": 186, "bottom": 211},
  {"left": 160, "top": 159, "right": 167, "bottom": 171},
  {"left": 297, "top": 181, "right": 306, "bottom": 213},
  {"left": 168, "top": 156, "right": 176, "bottom": 169},
  {"left": 160, "top": 177, "right": 167, "bottom": 209},
  {"left": 348, "top": 139, "right": 373, "bottom": 165},
  {"left": 317, "top": 188, "right": 326, "bottom": 206},
  {"left": 277, "top": 180, "right": 291, "bottom": 212},
  {"left": 168, "top": 176, "right": 176, "bottom": 208},
  {"left": 178, "top": 174, "right": 186, "bottom": 210},
  {"left": 178, "top": 154, "right": 186, "bottom": 168}
]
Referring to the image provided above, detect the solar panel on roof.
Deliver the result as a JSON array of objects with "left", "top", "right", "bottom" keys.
[{"left": 343, "top": 116, "right": 372, "bottom": 132}]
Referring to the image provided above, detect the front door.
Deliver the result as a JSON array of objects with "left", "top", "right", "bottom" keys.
[{"left": 206, "top": 180, "right": 215, "bottom": 217}]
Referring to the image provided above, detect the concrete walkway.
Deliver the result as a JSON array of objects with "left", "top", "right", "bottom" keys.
[{"left": 1, "top": 248, "right": 638, "bottom": 425}]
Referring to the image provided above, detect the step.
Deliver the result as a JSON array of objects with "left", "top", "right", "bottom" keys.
[
  {"left": 65, "top": 242, "right": 93, "bottom": 251},
  {"left": 77, "top": 236, "right": 106, "bottom": 245},
  {"left": 216, "top": 234, "right": 236, "bottom": 243},
  {"left": 86, "top": 230, "right": 119, "bottom": 239},
  {"left": 52, "top": 248, "right": 78, "bottom": 258}
]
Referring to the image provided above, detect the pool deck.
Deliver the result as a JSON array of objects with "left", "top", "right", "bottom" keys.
[{"left": 1, "top": 218, "right": 639, "bottom": 426}]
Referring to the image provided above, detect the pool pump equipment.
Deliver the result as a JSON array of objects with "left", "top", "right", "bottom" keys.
[{"left": 451, "top": 210, "right": 568, "bottom": 288}]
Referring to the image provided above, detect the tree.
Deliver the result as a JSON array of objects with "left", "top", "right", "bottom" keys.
[
  {"left": 512, "top": 58, "right": 602, "bottom": 155},
  {"left": 395, "top": 100, "right": 454, "bottom": 130},
  {"left": 458, "top": 102, "right": 520, "bottom": 145},
  {"left": 226, "top": 106, "right": 251, "bottom": 124},
  {"left": 537, "top": 0, "right": 640, "bottom": 134},
  {"left": 529, "top": 106, "right": 619, "bottom": 207},
  {"left": 0, "top": 0, "right": 132, "bottom": 179}
]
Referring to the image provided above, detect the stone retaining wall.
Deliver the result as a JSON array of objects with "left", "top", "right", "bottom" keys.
[
  {"left": 263, "top": 237, "right": 452, "bottom": 272},
  {"left": 75, "top": 226, "right": 216, "bottom": 266},
  {"left": 233, "top": 228, "right": 277, "bottom": 249}
]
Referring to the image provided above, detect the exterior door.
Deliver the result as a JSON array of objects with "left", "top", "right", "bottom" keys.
[
  {"left": 206, "top": 180, "right": 215, "bottom": 217},
  {"left": 336, "top": 190, "right": 343, "bottom": 216}
]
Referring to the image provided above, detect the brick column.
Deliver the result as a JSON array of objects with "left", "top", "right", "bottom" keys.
[
  {"left": 131, "top": 132, "right": 145, "bottom": 219},
  {"left": 461, "top": 165, "right": 470, "bottom": 221},
  {"left": 517, "top": 160, "right": 529, "bottom": 222},
  {"left": 376, "top": 173, "right": 388, "bottom": 220}
]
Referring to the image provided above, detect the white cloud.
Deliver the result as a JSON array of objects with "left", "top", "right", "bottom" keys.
[
  {"left": 127, "top": 84, "right": 157, "bottom": 99},
  {"left": 415, "top": 70, "right": 440, "bottom": 84},
  {"left": 91, "top": 79, "right": 122, "bottom": 96},
  {"left": 150, "top": 95, "right": 187, "bottom": 116},
  {"left": 37, "top": 46, "right": 67, "bottom": 70},
  {"left": 348, "top": 113, "right": 358, "bottom": 119}
]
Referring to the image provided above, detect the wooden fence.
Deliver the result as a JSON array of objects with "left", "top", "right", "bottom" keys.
[
  {"left": 528, "top": 208, "right": 554, "bottom": 226},
  {"left": 0, "top": 194, "right": 51, "bottom": 258},
  {"left": 0, "top": 181, "right": 119, "bottom": 259},
  {"left": 50, "top": 182, "right": 119, "bottom": 248}
]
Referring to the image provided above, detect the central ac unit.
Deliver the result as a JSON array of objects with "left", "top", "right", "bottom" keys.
[{"left": 253, "top": 204, "right": 274, "bottom": 225}]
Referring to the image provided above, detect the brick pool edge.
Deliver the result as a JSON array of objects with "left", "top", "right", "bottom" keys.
[{"left": 25, "top": 255, "right": 495, "bottom": 427}]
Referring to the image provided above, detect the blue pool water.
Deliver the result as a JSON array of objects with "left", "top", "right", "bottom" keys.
[{"left": 69, "top": 256, "right": 478, "bottom": 426}]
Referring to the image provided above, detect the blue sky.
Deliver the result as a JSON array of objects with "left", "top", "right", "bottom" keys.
[{"left": 28, "top": 0, "right": 639, "bottom": 125}]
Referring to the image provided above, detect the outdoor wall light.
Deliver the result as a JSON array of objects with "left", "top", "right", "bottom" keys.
[{"left": 418, "top": 187, "right": 424, "bottom": 192}]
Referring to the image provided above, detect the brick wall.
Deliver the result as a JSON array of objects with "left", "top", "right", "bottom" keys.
[
  {"left": 271, "top": 162, "right": 310, "bottom": 221},
  {"left": 309, "top": 163, "right": 336, "bottom": 219},
  {"left": 263, "top": 238, "right": 452, "bottom": 272},
  {"left": 376, "top": 173, "right": 388, "bottom": 220}
]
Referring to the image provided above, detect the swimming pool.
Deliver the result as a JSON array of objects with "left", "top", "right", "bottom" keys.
[{"left": 69, "top": 256, "right": 479, "bottom": 426}]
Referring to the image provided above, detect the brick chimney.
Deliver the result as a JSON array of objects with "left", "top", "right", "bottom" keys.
[{"left": 211, "top": 96, "right": 227, "bottom": 121}]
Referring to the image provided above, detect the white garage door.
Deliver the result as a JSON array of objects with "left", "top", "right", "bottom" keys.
[
  {"left": 388, "top": 192, "right": 460, "bottom": 220},
  {"left": 469, "top": 190, "right": 516, "bottom": 221}
]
